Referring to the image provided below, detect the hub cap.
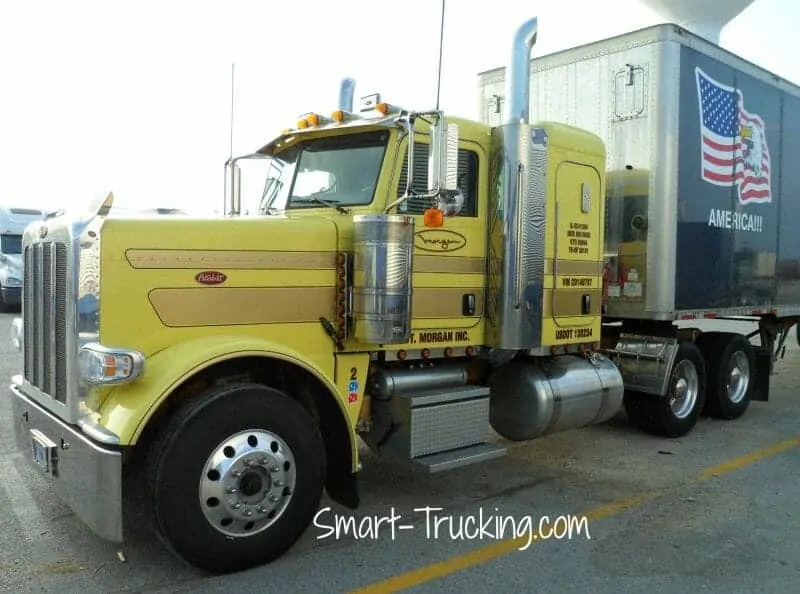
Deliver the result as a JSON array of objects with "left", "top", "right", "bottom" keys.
[
  {"left": 669, "top": 360, "right": 699, "bottom": 419},
  {"left": 199, "top": 429, "right": 296, "bottom": 538},
  {"left": 726, "top": 351, "right": 750, "bottom": 404}
]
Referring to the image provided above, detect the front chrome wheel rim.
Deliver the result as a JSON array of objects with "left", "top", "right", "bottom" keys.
[{"left": 199, "top": 429, "right": 296, "bottom": 537}]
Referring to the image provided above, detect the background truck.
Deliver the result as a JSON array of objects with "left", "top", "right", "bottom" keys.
[
  {"left": 0, "top": 206, "right": 44, "bottom": 311},
  {"left": 8, "top": 5, "right": 798, "bottom": 578}
]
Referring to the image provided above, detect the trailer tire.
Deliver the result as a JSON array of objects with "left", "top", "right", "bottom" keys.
[
  {"left": 623, "top": 341, "right": 706, "bottom": 438},
  {"left": 146, "top": 382, "right": 325, "bottom": 574},
  {"left": 698, "top": 333, "right": 754, "bottom": 420}
]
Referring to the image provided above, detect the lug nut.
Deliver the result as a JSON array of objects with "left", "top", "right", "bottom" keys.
[
  {"left": 274, "top": 480, "right": 283, "bottom": 487},
  {"left": 256, "top": 505, "right": 267, "bottom": 513},
  {"left": 269, "top": 494, "right": 279, "bottom": 502},
  {"left": 270, "top": 464, "right": 279, "bottom": 473}
]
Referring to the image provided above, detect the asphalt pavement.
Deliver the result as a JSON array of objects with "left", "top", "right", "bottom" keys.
[{"left": 0, "top": 314, "right": 798, "bottom": 593}]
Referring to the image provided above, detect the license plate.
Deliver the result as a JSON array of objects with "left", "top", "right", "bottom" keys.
[{"left": 30, "top": 429, "right": 56, "bottom": 474}]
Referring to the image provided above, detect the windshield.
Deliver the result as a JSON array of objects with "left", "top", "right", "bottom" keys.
[
  {"left": 258, "top": 130, "right": 389, "bottom": 213},
  {"left": 0, "top": 234, "right": 22, "bottom": 255}
]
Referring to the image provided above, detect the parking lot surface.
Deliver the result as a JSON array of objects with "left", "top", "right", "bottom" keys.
[{"left": 0, "top": 315, "right": 798, "bottom": 593}]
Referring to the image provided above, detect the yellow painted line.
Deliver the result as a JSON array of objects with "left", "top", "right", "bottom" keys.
[
  {"left": 350, "top": 435, "right": 800, "bottom": 594},
  {"left": 696, "top": 435, "right": 800, "bottom": 480}
]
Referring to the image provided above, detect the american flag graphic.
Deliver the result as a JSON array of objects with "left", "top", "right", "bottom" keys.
[{"left": 695, "top": 67, "right": 772, "bottom": 204}]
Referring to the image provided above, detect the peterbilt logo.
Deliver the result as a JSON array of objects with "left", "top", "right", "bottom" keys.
[
  {"left": 38, "top": 225, "right": 48, "bottom": 239},
  {"left": 195, "top": 271, "right": 227, "bottom": 285}
]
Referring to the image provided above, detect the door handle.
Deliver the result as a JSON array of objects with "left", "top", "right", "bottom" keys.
[{"left": 462, "top": 294, "right": 476, "bottom": 316}]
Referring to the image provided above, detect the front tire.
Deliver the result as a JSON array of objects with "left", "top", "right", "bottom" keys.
[{"left": 147, "top": 382, "right": 325, "bottom": 574}]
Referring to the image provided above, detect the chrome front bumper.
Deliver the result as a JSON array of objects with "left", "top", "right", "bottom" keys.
[{"left": 10, "top": 381, "right": 123, "bottom": 543}]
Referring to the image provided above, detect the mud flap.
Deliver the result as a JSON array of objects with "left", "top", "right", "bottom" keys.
[{"left": 751, "top": 346, "right": 771, "bottom": 402}]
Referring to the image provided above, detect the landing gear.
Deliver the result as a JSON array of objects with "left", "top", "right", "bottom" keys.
[{"left": 146, "top": 383, "right": 325, "bottom": 574}]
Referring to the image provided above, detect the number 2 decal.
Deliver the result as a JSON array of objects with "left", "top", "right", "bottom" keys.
[{"left": 347, "top": 367, "right": 359, "bottom": 403}]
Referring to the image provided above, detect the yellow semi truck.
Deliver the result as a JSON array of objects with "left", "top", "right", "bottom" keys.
[{"left": 8, "top": 15, "right": 795, "bottom": 574}]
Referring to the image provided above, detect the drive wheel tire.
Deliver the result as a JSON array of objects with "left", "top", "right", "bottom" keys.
[
  {"left": 146, "top": 382, "right": 326, "bottom": 574},
  {"left": 623, "top": 341, "right": 706, "bottom": 438},
  {"left": 697, "top": 333, "right": 754, "bottom": 420}
]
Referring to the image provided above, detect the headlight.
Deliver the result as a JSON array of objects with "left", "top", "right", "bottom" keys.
[
  {"left": 79, "top": 342, "right": 145, "bottom": 385},
  {"left": 5, "top": 277, "right": 21, "bottom": 287},
  {"left": 10, "top": 317, "right": 22, "bottom": 352}
]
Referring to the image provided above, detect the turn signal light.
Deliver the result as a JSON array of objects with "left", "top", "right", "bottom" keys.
[
  {"left": 423, "top": 208, "right": 444, "bottom": 228},
  {"left": 79, "top": 343, "right": 145, "bottom": 385}
]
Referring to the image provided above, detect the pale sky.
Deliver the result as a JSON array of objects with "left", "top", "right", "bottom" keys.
[{"left": 0, "top": 0, "right": 796, "bottom": 214}]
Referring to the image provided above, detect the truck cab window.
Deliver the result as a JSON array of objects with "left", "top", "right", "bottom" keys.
[
  {"left": 0, "top": 234, "right": 22, "bottom": 254},
  {"left": 395, "top": 144, "right": 479, "bottom": 217},
  {"left": 265, "top": 130, "right": 389, "bottom": 212}
]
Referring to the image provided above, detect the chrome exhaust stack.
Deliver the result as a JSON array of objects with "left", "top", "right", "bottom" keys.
[{"left": 503, "top": 17, "right": 538, "bottom": 125}]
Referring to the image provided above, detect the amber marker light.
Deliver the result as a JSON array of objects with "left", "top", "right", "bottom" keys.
[{"left": 423, "top": 208, "right": 444, "bottom": 228}]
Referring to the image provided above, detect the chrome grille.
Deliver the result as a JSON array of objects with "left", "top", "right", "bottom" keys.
[{"left": 23, "top": 241, "right": 69, "bottom": 403}]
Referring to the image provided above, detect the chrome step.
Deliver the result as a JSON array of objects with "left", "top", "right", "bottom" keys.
[{"left": 409, "top": 442, "right": 507, "bottom": 473}]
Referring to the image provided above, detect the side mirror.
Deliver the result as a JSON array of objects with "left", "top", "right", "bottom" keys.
[
  {"left": 385, "top": 111, "right": 461, "bottom": 218},
  {"left": 427, "top": 117, "right": 462, "bottom": 220},
  {"left": 428, "top": 116, "right": 459, "bottom": 194}
]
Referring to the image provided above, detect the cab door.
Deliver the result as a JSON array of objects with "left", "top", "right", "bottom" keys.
[{"left": 391, "top": 135, "right": 487, "bottom": 351}]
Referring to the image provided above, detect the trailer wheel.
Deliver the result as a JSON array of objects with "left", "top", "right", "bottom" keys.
[
  {"left": 623, "top": 341, "right": 706, "bottom": 438},
  {"left": 698, "top": 334, "right": 754, "bottom": 420},
  {"left": 146, "top": 382, "right": 325, "bottom": 574}
]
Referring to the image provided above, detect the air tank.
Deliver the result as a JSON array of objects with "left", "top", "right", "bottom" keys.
[
  {"left": 638, "top": 0, "right": 754, "bottom": 45},
  {"left": 352, "top": 214, "right": 414, "bottom": 344}
]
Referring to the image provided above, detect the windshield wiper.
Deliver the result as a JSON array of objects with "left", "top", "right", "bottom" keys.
[{"left": 292, "top": 196, "right": 349, "bottom": 214}]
